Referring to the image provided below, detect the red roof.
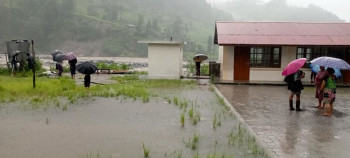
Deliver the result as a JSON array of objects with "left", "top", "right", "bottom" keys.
[{"left": 214, "top": 22, "right": 350, "bottom": 46}]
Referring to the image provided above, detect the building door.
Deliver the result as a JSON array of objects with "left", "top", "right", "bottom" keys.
[
  {"left": 343, "top": 48, "right": 350, "bottom": 83},
  {"left": 234, "top": 46, "right": 250, "bottom": 80}
]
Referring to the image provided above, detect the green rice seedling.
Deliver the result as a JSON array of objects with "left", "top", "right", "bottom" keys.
[
  {"left": 30, "top": 97, "right": 43, "bottom": 105},
  {"left": 195, "top": 111, "right": 201, "bottom": 121},
  {"left": 142, "top": 93, "right": 149, "bottom": 103},
  {"left": 180, "top": 100, "right": 188, "bottom": 109},
  {"left": 46, "top": 117, "right": 50, "bottom": 125},
  {"left": 181, "top": 113, "right": 185, "bottom": 127},
  {"left": 186, "top": 133, "right": 201, "bottom": 150},
  {"left": 176, "top": 152, "right": 183, "bottom": 158},
  {"left": 9, "top": 97, "right": 16, "bottom": 102},
  {"left": 227, "top": 129, "right": 237, "bottom": 145},
  {"left": 164, "top": 96, "right": 171, "bottom": 104},
  {"left": 213, "top": 115, "right": 217, "bottom": 128},
  {"left": 209, "top": 85, "right": 215, "bottom": 92},
  {"left": 62, "top": 105, "right": 67, "bottom": 111},
  {"left": 188, "top": 106, "right": 194, "bottom": 118},
  {"left": 238, "top": 123, "right": 243, "bottom": 136},
  {"left": 217, "top": 95, "right": 225, "bottom": 106},
  {"left": 142, "top": 142, "right": 150, "bottom": 158},
  {"left": 193, "top": 151, "right": 200, "bottom": 158},
  {"left": 193, "top": 133, "right": 200, "bottom": 143},
  {"left": 192, "top": 116, "right": 198, "bottom": 125},
  {"left": 173, "top": 96, "right": 179, "bottom": 106},
  {"left": 217, "top": 120, "right": 221, "bottom": 127}
]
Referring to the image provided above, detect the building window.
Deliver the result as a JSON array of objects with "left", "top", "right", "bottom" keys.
[
  {"left": 250, "top": 47, "right": 281, "bottom": 68},
  {"left": 297, "top": 47, "right": 329, "bottom": 60}
]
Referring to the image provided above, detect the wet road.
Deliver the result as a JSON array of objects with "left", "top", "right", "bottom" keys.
[{"left": 216, "top": 84, "right": 350, "bottom": 158}]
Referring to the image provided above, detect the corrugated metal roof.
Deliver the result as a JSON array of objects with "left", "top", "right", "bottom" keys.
[{"left": 214, "top": 22, "right": 350, "bottom": 46}]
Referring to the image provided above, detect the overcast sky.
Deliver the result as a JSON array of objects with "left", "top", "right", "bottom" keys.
[{"left": 207, "top": 0, "right": 350, "bottom": 22}]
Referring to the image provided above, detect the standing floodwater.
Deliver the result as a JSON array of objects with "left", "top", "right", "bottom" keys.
[{"left": 0, "top": 84, "right": 268, "bottom": 158}]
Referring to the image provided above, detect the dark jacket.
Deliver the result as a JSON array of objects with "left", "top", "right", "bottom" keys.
[{"left": 284, "top": 70, "right": 304, "bottom": 92}]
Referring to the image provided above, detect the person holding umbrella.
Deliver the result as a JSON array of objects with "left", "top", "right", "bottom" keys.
[
  {"left": 314, "top": 65, "right": 327, "bottom": 109},
  {"left": 194, "top": 56, "right": 201, "bottom": 76},
  {"left": 320, "top": 68, "right": 336, "bottom": 117},
  {"left": 64, "top": 52, "right": 78, "bottom": 79},
  {"left": 56, "top": 62, "right": 63, "bottom": 76},
  {"left": 84, "top": 74, "right": 91, "bottom": 89},
  {"left": 282, "top": 58, "right": 306, "bottom": 111},
  {"left": 76, "top": 61, "right": 97, "bottom": 89},
  {"left": 193, "top": 54, "right": 208, "bottom": 76}
]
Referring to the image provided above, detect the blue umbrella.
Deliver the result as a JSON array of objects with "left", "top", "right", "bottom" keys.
[{"left": 310, "top": 64, "right": 342, "bottom": 79}]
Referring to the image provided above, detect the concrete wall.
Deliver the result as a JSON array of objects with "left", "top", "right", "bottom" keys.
[
  {"left": 220, "top": 46, "right": 312, "bottom": 82},
  {"left": 148, "top": 44, "right": 183, "bottom": 79},
  {"left": 220, "top": 46, "right": 234, "bottom": 81}
]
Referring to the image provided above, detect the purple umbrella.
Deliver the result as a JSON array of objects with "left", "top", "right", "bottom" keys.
[
  {"left": 310, "top": 56, "right": 350, "bottom": 70},
  {"left": 64, "top": 52, "right": 77, "bottom": 61}
]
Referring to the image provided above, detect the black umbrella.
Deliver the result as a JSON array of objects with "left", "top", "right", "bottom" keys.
[
  {"left": 52, "top": 50, "right": 63, "bottom": 61},
  {"left": 53, "top": 54, "right": 65, "bottom": 62},
  {"left": 10, "top": 50, "right": 21, "bottom": 57},
  {"left": 76, "top": 62, "right": 97, "bottom": 74}
]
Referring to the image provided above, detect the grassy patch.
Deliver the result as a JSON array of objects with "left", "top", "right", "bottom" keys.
[{"left": 0, "top": 75, "right": 196, "bottom": 108}]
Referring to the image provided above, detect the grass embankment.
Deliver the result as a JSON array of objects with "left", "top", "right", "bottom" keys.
[{"left": 0, "top": 75, "right": 196, "bottom": 106}]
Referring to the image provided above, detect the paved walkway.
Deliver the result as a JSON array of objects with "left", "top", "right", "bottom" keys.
[{"left": 216, "top": 84, "right": 350, "bottom": 158}]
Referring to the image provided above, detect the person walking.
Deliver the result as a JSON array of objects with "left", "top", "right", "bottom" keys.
[
  {"left": 314, "top": 66, "right": 327, "bottom": 109},
  {"left": 285, "top": 70, "right": 305, "bottom": 111},
  {"left": 69, "top": 58, "right": 77, "bottom": 79},
  {"left": 320, "top": 68, "right": 336, "bottom": 117},
  {"left": 84, "top": 74, "right": 91, "bottom": 89},
  {"left": 194, "top": 56, "right": 201, "bottom": 76}
]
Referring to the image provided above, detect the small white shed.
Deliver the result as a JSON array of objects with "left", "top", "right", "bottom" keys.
[{"left": 139, "top": 41, "right": 183, "bottom": 79}]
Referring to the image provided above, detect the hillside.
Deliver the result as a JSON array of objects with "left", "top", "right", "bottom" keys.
[
  {"left": 0, "top": 0, "right": 231, "bottom": 58},
  {"left": 0, "top": 0, "right": 344, "bottom": 58}
]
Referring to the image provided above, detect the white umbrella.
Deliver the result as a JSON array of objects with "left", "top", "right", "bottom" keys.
[
  {"left": 310, "top": 56, "right": 350, "bottom": 70},
  {"left": 193, "top": 54, "right": 208, "bottom": 61}
]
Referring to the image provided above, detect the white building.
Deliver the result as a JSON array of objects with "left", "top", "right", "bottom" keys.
[
  {"left": 139, "top": 41, "right": 183, "bottom": 79},
  {"left": 214, "top": 22, "right": 350, "bottom": 83}
]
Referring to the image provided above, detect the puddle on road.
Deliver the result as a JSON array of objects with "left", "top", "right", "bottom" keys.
[
  {"left": 217, "top": 85, "right": 350, "bottom": 158},
  {"left": 0, "top": 86, "right": 268, "bottom": 158}
]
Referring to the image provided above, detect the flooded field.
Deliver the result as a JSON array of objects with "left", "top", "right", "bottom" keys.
[{"left": 0, "top": 83, "right": 268, "bottom": 158}]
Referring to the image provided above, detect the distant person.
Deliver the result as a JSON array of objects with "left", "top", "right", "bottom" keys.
[
  {"left": 84, "top": 74, "right": 91, "bottom": 89},
  {"left": 69, "top": 59, "right": 77, "bottom": 79},
  {"left": 314, "top": 66, "right": 327, "bottom": 109},
  {"left": 321, "top": 68, "right": 336, "bottom": 117},
  {"left": 26, "top": 53, "right": 34, "bottom": 70},
  {"left": 194, "top": 56, "right": 201, "bottom": 76},
  {"left": 11, "top": 55, "right": 17, "bottom": 76},
  {"left": 56, "top": 62, "right": 63, "bottom": 76},
  {"left": 284, "top": 70, "right": 305, "bottom": 111},
  {"left": 310, "top": 71, "right": 316, "bottom": 83}
]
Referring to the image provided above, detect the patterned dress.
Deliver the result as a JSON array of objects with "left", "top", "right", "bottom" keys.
[
  {"left": 323, "top": 76, "right": 336, "bottom": 104},
  {"left": 315, "top": 70, "right": 327, "bottom": 99}
]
